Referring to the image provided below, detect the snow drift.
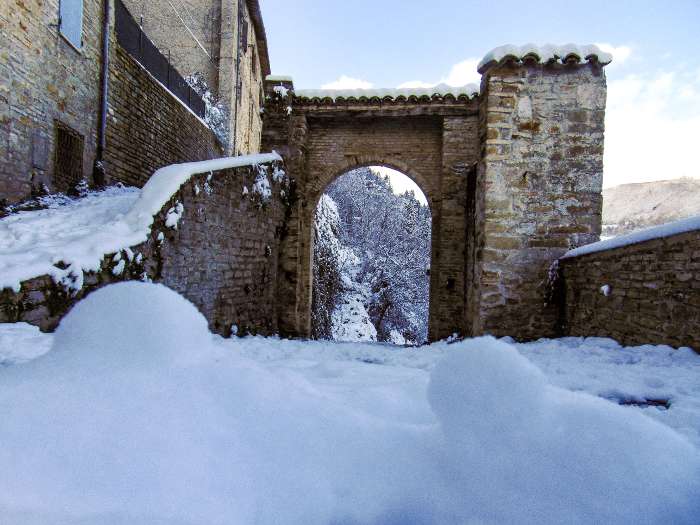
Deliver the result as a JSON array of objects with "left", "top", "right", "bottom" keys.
[{"left": 0, "top": 282, "right": 698, "bottom": 524}]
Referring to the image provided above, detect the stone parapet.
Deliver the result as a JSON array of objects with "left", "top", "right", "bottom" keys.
[
  {"left": 559, "top": 228, "right": 700, "bottom": 351},
  {"left": 0, "top": 161, "right": 289, "bottom": 336}
]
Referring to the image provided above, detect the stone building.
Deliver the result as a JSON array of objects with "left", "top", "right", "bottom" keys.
[
  {"left": 119, "top": 0, "right": 269, "bottom": 155},
  {"left": 0, "top": 0, "right": 269, "bottom": 206},
  {"left": 1, "top": 0, "right": 107, "bottom": 204}
]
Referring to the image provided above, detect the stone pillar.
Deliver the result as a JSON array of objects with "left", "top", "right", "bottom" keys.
[
  {"left": 477, "top": 60, "right": 607, "bottom": 339},
  {"left": 261, "top": 78, "right": 310, "bottom": 337},
  {"left": 430, "top": 116, "right": 479, "bottom": 340}
]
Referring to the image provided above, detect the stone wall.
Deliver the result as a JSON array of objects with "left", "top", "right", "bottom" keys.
[
  {"left": 559, "top": 230, "right": 700, "bottom": 351},
  {"left": 105, "top": 44, "right": 222, "bottom": 187},
  {"left": 476, "top": 62, "right": 606, "bottom": 339},
  {"left": 0, "top": 161, "right": 289, "bottom": 336},
  {"left": 0, "top": 0, "right": 105, "bottom": 204}
]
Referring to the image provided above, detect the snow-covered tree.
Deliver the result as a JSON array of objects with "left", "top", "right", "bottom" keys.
[
  {"left": 185, "top": 72, "right": 230, "bottom": 147},
  {"left": 312, "top": 168, "right": 431, "bottom": 344},
  {"left": 311, "top": 195, "right": 344, "bottom": 340}
]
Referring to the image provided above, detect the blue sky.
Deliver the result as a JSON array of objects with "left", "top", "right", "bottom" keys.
[{"left": 260, "top": 0, "right": 700, "bottom": 191}]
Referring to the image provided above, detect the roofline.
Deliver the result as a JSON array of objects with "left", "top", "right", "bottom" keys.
[{"left": 246, "top": 0, "right": 271, "bottom": 77}]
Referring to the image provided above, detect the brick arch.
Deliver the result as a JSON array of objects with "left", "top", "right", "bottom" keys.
[
  {"left": 265, "top": 101, "right": 478, "bottom": 341},
  {"left": 311, "top": 158, "right": 435, "bottom": 213}
]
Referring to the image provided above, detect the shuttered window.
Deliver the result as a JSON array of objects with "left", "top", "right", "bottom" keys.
[{"left": 59, "top": 0, "right": 84, "bottom": 49}]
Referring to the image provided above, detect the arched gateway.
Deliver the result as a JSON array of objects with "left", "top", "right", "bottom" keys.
[{"left": 263, "top": 48, "right": 609, "bottom": 342}]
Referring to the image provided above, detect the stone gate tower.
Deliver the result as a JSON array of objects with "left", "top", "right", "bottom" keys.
[{"left": 263, "top": 45, "right": 610, "bottom": 342}]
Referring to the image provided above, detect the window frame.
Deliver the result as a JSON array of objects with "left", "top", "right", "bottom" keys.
[{"left": 58, "top": 0, "right": 84, "bottom": 51}]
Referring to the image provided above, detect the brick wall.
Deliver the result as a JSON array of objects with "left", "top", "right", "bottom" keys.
[
  {"left": 0, "top": 0, "right": 104, "bottom": 203},
  {"left": 559, "top": 230, "right": 700, "bottom": 350},
  {"left": 105, "top": 44, "right": 222, "bottom": 187},
  {"left": 0, "top": 161, "right": 289, "bottom": 336}
]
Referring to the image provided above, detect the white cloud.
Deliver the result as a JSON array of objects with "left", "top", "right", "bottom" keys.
[
  {"left": 442, "top": 58, "right": 482, "bottom": 86},
  {"left": 370, "top": 167, "right": 428, "bottom": 205},
  {"left": 397, "top": 58, "right": 481, "bottom": 89},
  {"left": 604, "top": 69, "right": 700, "bottom": 187},
  {"left": 321, "top": 75, "right": 373, "bottom": 90},
  {"left": 594, "top": 43, "right": 632, "bottom": 67},
  {"left": 397, "top": 80, "right": 435, "bottom": 89}
]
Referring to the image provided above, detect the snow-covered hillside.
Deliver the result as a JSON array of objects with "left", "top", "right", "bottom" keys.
[
  {"left": 0, "top": 282, "right": 698, "bottom": 524},
  {"left": 603, "top": 178, "right": 700, "bottom": 237},
  {"left": 312, "top": 168, "right": 431, "bottom": 344}
]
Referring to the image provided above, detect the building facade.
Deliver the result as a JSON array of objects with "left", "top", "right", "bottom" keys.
[
  {"left": 0, "top": 0, "right": 106, "bottom": 204},
  {"left": 119, "top": 0, "right": 268, "bottom": 155},
  {"left": 0, "top": 0, "right": 269, "bottom": 206}
]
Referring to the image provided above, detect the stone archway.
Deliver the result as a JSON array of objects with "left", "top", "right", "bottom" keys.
[
  {"left": 263, "top": 88, "right": 481, "bottom": 341},
  {"left": 262, "top": 60, "right": 608, "bottom": 342}
]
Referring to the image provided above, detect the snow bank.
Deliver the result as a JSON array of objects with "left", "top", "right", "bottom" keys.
[
  {"left": 0, "top": 323, "right": 52, "bottom": 365},
  {"left": 0, "top": 186, "right": 140, "bottom": 292},
  {"left": 296, "top": 83, "right": 479, "bottom": 101},
  {"left": 514, "top": 336, "right": 700, "bottom": 447},
  {"left": 563, "top": 214, "right": 700, "bottom": 258},
  {"left": 0, "top": 283, "right": 698, "bottom": 524},
  {"left": 265, "top": 74, "right": 293, "bottom": 82},
  {"left": 0, "top": 153, "right": 281, "bottom": 292},
  {"left": 478, "top": 43, "right": 613, "bottom": 73}
]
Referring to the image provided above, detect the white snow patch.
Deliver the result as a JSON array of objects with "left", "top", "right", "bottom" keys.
[
  {"left": 0, "top": 284, "right": 698, "bottom": 523},
  {"left": 331, "top": 293, "right": 377, "bottom": 342},
  {"left": 478, "top": 43, "right": 613, "bottom": 73},
  {"left": 564, "top": 215, "right": 700, "bottom": 258},
  {"left": 111, "top": 259, "right": 126, "bottom": 276},
  {"left": 0, "top": 323, "right": 52, "bottom": 365},
  {"left": 296, "top": 83, "right": 479, "bottom": 101},
  {"left": 265, "top": 75, "right": 293, "bottom": 82},
  {"left": 272, "top": 84, "right": 289, "bottom": 98},
  {"left": 252, "top": 169, "right": 272, "bottom": 201},
  {"left": 164, "top": 202, "right": 184, "bottom": 229},
  {"left": 272, "top": 165, "right": 286, "bottom": 183}
]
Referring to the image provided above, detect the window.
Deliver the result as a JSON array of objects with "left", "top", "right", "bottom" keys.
[
  {"left": 54, "top": 121, "right": 84, "bottom": 192},
  {"left": 59, "top": 0, "right": 84, "bottom": 49}
]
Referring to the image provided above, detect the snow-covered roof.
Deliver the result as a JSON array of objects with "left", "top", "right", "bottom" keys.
[
  {"left": 294, "top": 83, "right": 479, "bottom": 103},
  {"left": 562, "top": 215, "right": 700, "bottom": 259},
  {"left": 0, "top": 153, "right": 282, "bottom": 292},
  {"left": 266, "top": 75, "right": 293, "bottom": 82},
  {"left": 478, "top": 44, "right": 613, "bottom": 74}
]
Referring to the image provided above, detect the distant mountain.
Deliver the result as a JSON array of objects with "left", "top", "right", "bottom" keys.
[{"left": 602, "top": 178, "right": 700, "bottom": 238}]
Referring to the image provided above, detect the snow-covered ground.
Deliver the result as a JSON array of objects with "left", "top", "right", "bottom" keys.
[
  {"left": 0, "top": 282, "right": 698, "bottom": 524},
  {"left": 0, "top": 154, "right": 281, "bottom": 293}
]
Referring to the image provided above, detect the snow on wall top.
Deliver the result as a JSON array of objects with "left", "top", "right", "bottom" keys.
[
  {"left": 0, "top": 153, "right": 281, "bottom": 292},
  {"left": 266, "top": 75, "right": 293, "bottom": 82},
  {"left": 478, "top": 43, "right": 613, "bottom": 74},
  {"left": 563, "top": 215, "right": 700, "bottom": 259},
  {"left": 294, "top": 83, "right": 480, "bottom": 102}
]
